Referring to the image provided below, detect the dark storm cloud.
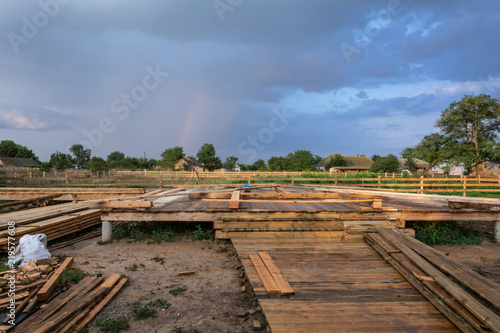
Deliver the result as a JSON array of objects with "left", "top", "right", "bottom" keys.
[{"left": 0, "top": 0, "right": 499, "bottom": 161}]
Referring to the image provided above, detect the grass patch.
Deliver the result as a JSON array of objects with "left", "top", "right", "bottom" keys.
[
  {"left": 60, "top": 268, "right": 88, "bottom": 284},
  {"left": 169, "top": 285, "right": 187, "bottom": 296},
  {"left": 94, "top": 316, "right": 130, "bottom": 333},
  {"left": 112, "top": 222, "right": 214, "bottom": 244},
  {"left": 150, "top": 256, "right": 165, "bottom": 264},
  {"left": 190, "top": 225, "right": 214, "bottom": 241},
  {"left": 408, "top": 221, "right": 483, "bottom": 246},
  {"left": 132, "top": 302, "right": 158, "bottom": 320},
  {"left": 170, "top": 327, "right": 199, "bottom": 333}
]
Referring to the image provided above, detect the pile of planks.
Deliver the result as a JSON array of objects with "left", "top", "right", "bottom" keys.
[
  {"left": 0, "top": 257, "right": 127, "bottom": 332},
  {"left": 0, "top": 203, "right": 102, "bottom": 252},
  {"left": 0, "top": 188, "right": 146, "bottom": 201},
  {"left": 249, "top": 252, "right": 294, "bottom": 296},
  {"left": 366, "top": 228, "right": 500, "bottom": 333}
]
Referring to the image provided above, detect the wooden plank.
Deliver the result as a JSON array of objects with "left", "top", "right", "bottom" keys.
[
  {"left": 88, "top": 200, "right": 152, "bottom": 209},
  {"left": 37, "top": 257, "right": 74, "bottom": 302},
  {"left": 377, "top": 228, "right": 500, "bottom": 332},
  {"left": 249, "top": 253, "right": 280, "bottom": 294},
  {"left": 203, "top": 198, "right": 374, "bottom": 204},
  {"left": 76, "top": 278, "right": 128, "bottom": 329},
  {"left": 391, "top": 229, "right": 500, "bottom": 312},
  {"left": 258, "top": 252, "right": 294, "bottom": 296},
  {"left": 229, "top": 190, "right": 240, "bottom": 210}
]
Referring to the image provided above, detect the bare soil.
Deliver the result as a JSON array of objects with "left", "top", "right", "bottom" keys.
[{"left": 52, "top": 236, "right": 266, "bottom": 333}]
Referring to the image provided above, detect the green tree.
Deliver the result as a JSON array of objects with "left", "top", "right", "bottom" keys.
[
  {"left": 249, "top": 159, "right": 266, "bottom": 171},
  {"left": 370, "top": 154, "right": 400, "bottom": 173},
  {"left": 436, "top": 94, "right": 500, "bottom": 171},
  {"left": 69, "top": 144, "right": 91, "bottom": 169},
  {"left": 88, "top": 156, "right": 107, "bottom": 172},
  {"left": 267, "top": 156, "right": 290, "bottom": 171},
  {"left": 325, "top": 154, "right": 348, "bottom": 170},
  {"left": 223, "top": 156, "right": 238, "bottom": 171},
  {"left": 287, "top": 150, "right": 315, "bottom": 171},
  {"left": 405, "top": 157, "right": 418, "bottom": 173},
  {"left": 160, "top": 146, "right": 185, "bottom": 170},
  {"left": 49, "top": 152, "right": 74, "bottom": 171},
  {"left": 0, "top": 140, "right": 40, "bottom": 163},
  {"left": 107, "top": 151, "right": 125, "bottom": 163},
  {"left": 196, "top": 143, "right": 222, "bottom": 171}
]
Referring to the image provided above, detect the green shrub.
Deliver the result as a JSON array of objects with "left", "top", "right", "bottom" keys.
[
  {"left": 132, "top": 302, "right": 158, "bottom": 320},
  {"left": 190, "top": 225, "right": 214, "bottom": 241},
  {"left": 409, "top": 221, "right": 483, "bottom": 246},
  {"left": 95, "top": 316, "right": 129, "bottom": 333}
]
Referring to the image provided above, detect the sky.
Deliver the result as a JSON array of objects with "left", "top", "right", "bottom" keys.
[{"left": 1, "top": 0, "right": 500, "bottom": 164}]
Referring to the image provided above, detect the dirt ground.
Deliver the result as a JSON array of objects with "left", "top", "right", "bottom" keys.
[{"left": 52, "top": 236, "right": 267, "bottom": 333}]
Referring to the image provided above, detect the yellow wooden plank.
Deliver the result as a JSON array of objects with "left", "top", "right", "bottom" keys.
[
  {"left": 258, "top": 252, "right": 294, "bottom": 296},
  {"left": 249, "top": 253, "right": 280, "bottom": 294}
]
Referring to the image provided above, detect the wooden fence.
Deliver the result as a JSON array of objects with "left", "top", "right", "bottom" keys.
[{"left": 1, "top": 170, "right": 499, "bottom": 197}]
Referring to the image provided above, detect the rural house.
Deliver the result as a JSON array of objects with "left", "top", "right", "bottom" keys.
[
  {"left": 316, "top": 154, "right": 373, "bottom": 173},
  {"left": 398, "top": 158, "right": 431, "bottom": 173},
  {"left": 174, "top": 157, "right": 205, "bottom": 172},
  {"left": 0, "top": 157, "right": 40, "bottom": 169},
  {"left": 470, "top": 161, "right": 500, "bottom": 177}
]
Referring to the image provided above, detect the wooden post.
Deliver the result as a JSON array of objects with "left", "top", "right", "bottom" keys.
[
  {"left": 384, "top": 172, "right": 387, "bottom": 178},
  {"left": 378, "top": 176, "right": 381, "bottom": 189},
  {"left": 43, "top": 172, "right": 45, "bottom": 178},
  {"left": 478, "top": 174, "right": 481, "bottom": 184},
  {"left": 392, "top": 172, "right": 395, "bottom": 178},
  {"left": 420, "top": 176, "right": 424, "bottom": 194},
  {"left": 495, "top": 222, "right": 500, "bottom": 243},
  {"left": 291, "top": 176, "right": 294, "bottom": 185},
  {"left": 248, "top": 176, "right": 251, "bottom": 185},
  {"left": 335, "top": 176, "right": 338, "bottom": 185},
  {"left": 463, "top": 176, "right": 467, "bottom": 197},
  {"left": 65, "top": 172, "right": 69, "bottom": 188}
]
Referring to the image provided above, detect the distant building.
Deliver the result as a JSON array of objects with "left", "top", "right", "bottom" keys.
[
  {"left": 174, "top": 157, "right": 205, "bottom": 172},
  {"left": 0, "top": 157, "right": 40, "bottom": 168},
  {"left": 469, "top": 161, "right": 500, "bottom": 177},
  {"left": 316, "top": 154, "right": 373, "bottom": 173},
  {"left": 431, "top": 164, "right": 465, "bottom": 176},
  {"left": 398, "top": 158, "right": 430, "bottom": 173}
]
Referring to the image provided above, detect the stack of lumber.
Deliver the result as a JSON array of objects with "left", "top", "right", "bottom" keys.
[
  {"left": 0, "top": 194, "right": 62, "bottom": 213},
  {"left": 0, "top": 257, "right": 127, "bottom": 332},
  {"left": 366, "top": 228, "right": 500, "bottom": 333},
  {"left": 0, "top": 203, "right": 102, "bottom": 252},
  {"left": 0, "top": 258, "right": 58, "bottom": 314},
  {"left": 249, "top": 252, "right": 294, "bottom": 296},
  {"left": 0, "top": 188, "right": 146, "bottom": 201}
]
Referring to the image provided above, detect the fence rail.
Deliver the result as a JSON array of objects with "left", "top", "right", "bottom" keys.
[{"left": 1, "top": 170, "right": 500, "bottom": 197}]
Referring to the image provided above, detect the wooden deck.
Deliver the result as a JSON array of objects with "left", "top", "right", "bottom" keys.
[{"left": 233, "top": 236, "right": 458, "bottom": 332}]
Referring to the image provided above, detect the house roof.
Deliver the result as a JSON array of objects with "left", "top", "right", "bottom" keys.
[
  {"left": 0, "top": 157, "right": 40, "bottom": 168},
  {"left": 317, "top": 154, "right": 373, "bottom": 170},
  {"left": 398, "top": 158, "right": 430, "bottom": 168},
  {"left": 179, "top": 156, "right": 201, "bottom": 167}
]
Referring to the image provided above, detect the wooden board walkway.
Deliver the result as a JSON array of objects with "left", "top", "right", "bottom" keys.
[{"left": 232, "top": 236, "right": 459, "bottom": 332}]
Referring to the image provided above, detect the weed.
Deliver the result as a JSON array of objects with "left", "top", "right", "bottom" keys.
[
  {"left": 152, "top": 228, "right": 176, "bottom": 243},
  {"left": 169, "top": 286, "right": 187, "bottom": 296},
  {"left": 475, "top": 264, "right": 485, "bottom": 275},
  {"left": 119, "top": 273, "right": 128, "bottom": 280},
  {"left": 127, "top": 264, "right": 138, "bottom": 271},
  {"left": 130, "top": 229, "right": 145, "bottom": 242},
  {"left": 408, "top": 221, "right": 483, "bottom": 246},
  {"left": 81, "top": 261, "right": 90, "bottom": 265},
  {"left": 95, "top": 316, "right": 130, "bottom": 333},
  {"left": 149, "top": 299, "right": 171, "bottom": 309},
  {"left": 495, "top": 257, "right": 500, "bottom": 266},
  {"left": 97, "top": 240, "right": 112, "bottom": 245},
  {"left": 132, "top": 302, "right": 157, "bottom": 320},
  {"left": 92, "top": 270, "right": 103, "bottom": 277},
  {"left": 112, "top": 223, "right": 131, "bottom": 240},
  {"left": 61, "top": 268, "right": 87, "bottom": 284},
  {"left": 63, "top": 325, "right": 88, "bottom": 333},
  {"left": 191, "top": 225, "right": 214, "bottom": 241},
  {"left": 150, "top": 256, "right": 165, "bottom": 264}
]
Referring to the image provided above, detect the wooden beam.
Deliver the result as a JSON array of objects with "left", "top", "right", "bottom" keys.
[
  {"left": 37, "top": 257, "right": 74, "bottom": 302},
  {"left": 203, "top": 199, "right": 375, "bottom": 204},
  {"left": 258, "top": 252, "right": 294, "bottom": 296},
  {"left": 249, "top": 253, "right": 280, "bottom": 294},
  {"left": 88, "top": 200, "right": 152, "bottom": 209},
  {"left": 229, "top": 190, "right": 241, "bottom": 209},
  {"left": 401, "top": 211, "right": 500, "bottom": 221}
]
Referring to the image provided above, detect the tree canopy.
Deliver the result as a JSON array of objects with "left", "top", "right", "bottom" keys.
[
  {"left": 160, "top": 146, "right": 185, "bottom": 170},
  {"left": 0, "top": 140, "right": 40, "bottom": 163},
  {"left": 370, "top": 154, "right": 400, "bottom": 173},
  {"left": 196, "top": 143, "right": 222, "bottom": 171},
  {"left": 401, "top": 94, "right": 500, "bottom": 172},
  {"left": 48, "top": 152, "right": 74, "bottom": 171},
  {"left": 69, "top": 144, "right": 91, "bottom": 169},
  {"left": 88, "top": 156, "right": 107, "bottom": 172},
  {"left": 325, "top": 154, "right": 348, "bottom": 170},
  {"left": 223, "top": 156, "right": 238, "bottom": 171},
  {"left": 267, "top": 150, "right": 318, "bottom": 171}
]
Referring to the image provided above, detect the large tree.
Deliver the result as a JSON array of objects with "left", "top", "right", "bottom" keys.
[
  {"left": 370, "top": 154, "right": 400, "bottom": 173},
  {"left": 223, "top": 156, "right": 238, "bottom": 171},
  {"left": 160, "top": 146, "right": 185, "bottom": 170},
  {"left": 249, "top": 159, "right": 267, "bottom": 171},
  {"left": 88, "top": 156, "right": 107, "bottom": 172},
  {"left": 267, "top": 156, "right": 290, "bottom": 171},
  {"left": 0, "top": 140, "right": 40, "bottom": 163},
  {"left": 107, "top": 151, "right": 125, "bottom": 163},
  {"left": 436, "top": 94, "right": 500, "bottom": 170},
  {"left": 69, "top": 144, "right": 91, "bottom": 169},
  {"left": 325, "top": 154, "right": 348, "bottom": 170},
  {"left": 196, "top": 143, "right": 222, "bottom": 171},
  {"left": 49, "top": 152, "right": 74, "bottom": 171}
]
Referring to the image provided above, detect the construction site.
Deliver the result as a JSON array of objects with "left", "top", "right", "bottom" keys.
[{"left": 0, "top": 174, "right": 499, "bottom": 333}]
